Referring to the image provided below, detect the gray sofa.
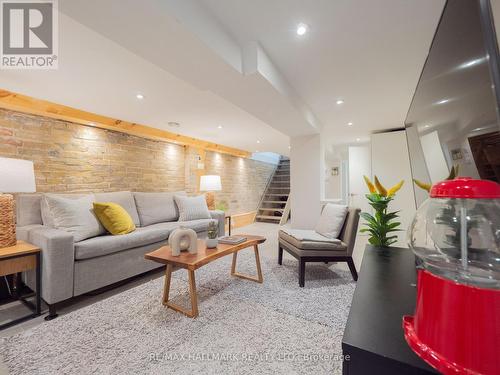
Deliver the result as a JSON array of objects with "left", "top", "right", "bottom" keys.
[{"left": 15, "top": 191, "right": 225, "bottom": 319}]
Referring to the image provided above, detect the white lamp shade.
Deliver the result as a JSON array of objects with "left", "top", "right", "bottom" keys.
[
  {"left": 0, "top": 157, "right": 36, "bottom": 193},
  {"left": 199, "top": 175, "right": 222, "bottom": 192}
]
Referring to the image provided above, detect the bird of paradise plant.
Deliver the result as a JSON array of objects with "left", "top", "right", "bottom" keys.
[{"left": 360, "top": 176, "right": 404, "bottom": 247}]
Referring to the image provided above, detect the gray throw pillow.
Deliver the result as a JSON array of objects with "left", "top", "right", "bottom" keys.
[
  {"left": 43, "top": 194, "right": 105, "bottom": 242},
  {"left": 315, "top": 203, "right": 348, "bottom": 239},
  {"left": 174, "top": 195, "right": 211, "bottom": 222}
]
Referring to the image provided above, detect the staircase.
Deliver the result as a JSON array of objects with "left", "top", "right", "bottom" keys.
[{"left": 256, "top": 158, "right": 290, "bottom": 223}]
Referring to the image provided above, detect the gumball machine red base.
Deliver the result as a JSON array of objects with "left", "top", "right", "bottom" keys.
[{"left": 403, "top": 178, "right": 500, "bottom": 375}]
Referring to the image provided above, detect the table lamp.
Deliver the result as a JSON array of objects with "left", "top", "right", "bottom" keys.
[
  {"left": 199, "top": 175, "right": 221, "bottom": 210},
  {"left": 0, "top": 157, "right": 36, "bottom": 247}
]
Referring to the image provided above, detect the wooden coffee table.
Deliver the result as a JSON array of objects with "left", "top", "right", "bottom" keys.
[{"left": 145, "top": 235, "right": 266, "bottom": 318}]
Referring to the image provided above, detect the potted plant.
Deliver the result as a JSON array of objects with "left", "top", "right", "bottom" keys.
[
  {"left": 360, "top": 176, "right": 404, "bottom": 247},
  {"left": 206, "top": 221, "right": 219, "bottom": 248}
]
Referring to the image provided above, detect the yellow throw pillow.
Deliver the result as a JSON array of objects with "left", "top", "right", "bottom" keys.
[{"left": 93, "top": 202, "right": 136, "bottom": 235}]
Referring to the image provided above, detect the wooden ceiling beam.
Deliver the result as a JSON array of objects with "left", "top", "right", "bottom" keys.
[{"left": 0, "top": 89, "right": 251, "bottom": 158}]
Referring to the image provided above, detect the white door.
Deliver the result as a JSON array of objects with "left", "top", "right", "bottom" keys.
[{"left": 348, "top": 145, "right": 371, "bottom": 214}]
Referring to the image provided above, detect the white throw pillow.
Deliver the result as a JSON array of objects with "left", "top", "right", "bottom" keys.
[
  {"left": 44, "top": 194, "right": 105, "bottom": 242},
  {"left": 174, "top": 195, "right": 211, "bottom": 221},
  {"left": 315, "top": 203, "right": 348, "bottom": 239}
]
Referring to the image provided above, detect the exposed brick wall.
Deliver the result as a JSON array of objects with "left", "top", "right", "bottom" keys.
[
  {"left": 183, "top": 147, "right": 276, "bottom": 215},
  {"left": 0, "top": 109, "right": 275, "bottom": 214}
]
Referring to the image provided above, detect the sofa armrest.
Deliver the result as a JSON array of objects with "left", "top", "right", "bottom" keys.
[
  {"left": 209, "top": 210, "right": 225, "bottom": 237},
  {"left": 24, "top": 226, "right": 75, "bottom": 305}
]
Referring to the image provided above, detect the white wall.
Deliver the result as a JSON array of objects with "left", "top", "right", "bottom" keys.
[
  {"left": 324, "top": 158, "right": 342, "bottom": 199},
  {"left": 290, "top": 134, "right": 322, "bottom": 229},
  {"left": 371, "top": 130, "right": 417, "bottom": 247}
]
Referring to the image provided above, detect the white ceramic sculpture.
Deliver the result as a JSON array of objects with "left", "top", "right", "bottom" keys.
[{"left": 168, "top": 227, "right": 198, "bottom": 256}]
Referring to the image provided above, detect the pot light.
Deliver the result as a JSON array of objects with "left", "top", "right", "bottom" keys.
[
  {"left": 255, "top": 150, "right": 259, "bottom": 153},
  {"left": 296, "top": 23, "right": 308, "bottom": 36},
  {"left": 336, "top": 99, "right": 344, "bottom": 105},
  {"left": 136, "top": 93, "right": 144, "bottom": 100},
  {"left": 424, "top": 125, "right": 430, "bottom": 128},
  {"left": 347, "top": 122, "right": 353, "bottom": 126},
  {"left": 257, "top": 140, "right": 261, "bottom": 144},
  {"left": 217, "top": 125, "right": 223, "bottom": 129},
  {"left": 288, "top": 146, "right": 291, "bottom": 149},
  {"left": 356, "top": 138, "right": 361, "bottom": 142}
]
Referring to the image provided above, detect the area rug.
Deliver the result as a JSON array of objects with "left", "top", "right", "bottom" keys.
[{"left": 0, "top": 228, "right": 356, "bottom": 374}]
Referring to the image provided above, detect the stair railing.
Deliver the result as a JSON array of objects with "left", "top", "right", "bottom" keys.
[{"left": 279, "top": 193, "right": 291, "bottom": 226}]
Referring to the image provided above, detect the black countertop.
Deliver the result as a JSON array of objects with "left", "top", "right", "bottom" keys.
[{"left": 342, "top": 245, "right": 437, "bottom": 374}]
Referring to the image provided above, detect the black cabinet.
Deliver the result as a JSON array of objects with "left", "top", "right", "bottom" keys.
[{"left": 342, "top": 246, "right": 437, "bottom": 374}]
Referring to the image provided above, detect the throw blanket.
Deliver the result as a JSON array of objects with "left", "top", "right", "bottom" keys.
[{"left": 280, "top": 228, "right": 341, "bottom": 243}]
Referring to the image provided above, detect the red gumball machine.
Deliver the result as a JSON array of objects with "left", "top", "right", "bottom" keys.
[{"left": 403, "top": 177, "right": 500, "bottom": 375}]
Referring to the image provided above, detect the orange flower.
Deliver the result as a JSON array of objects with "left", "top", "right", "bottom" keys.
[
  {"left": 387, "top": 180, "right": 404, "bottom": 196},
  {"left": 363, "top": 175, "right": 376, "bottom": 194},
  {"left": 374, "top": 176, "right": 387, "bottom": 196}
]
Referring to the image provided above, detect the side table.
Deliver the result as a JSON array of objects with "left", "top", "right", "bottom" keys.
[{"left": 0, "top": 241, "right": 41, "bottom": 330}]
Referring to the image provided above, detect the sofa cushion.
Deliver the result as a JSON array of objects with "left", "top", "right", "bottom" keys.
[
  {"left": 75, "top": 222, "right": 178, "bottom": 260},
  {"left": 279, "top": 228, "right": 347, "bottom": 251},
  {"left": 174, "top": 195, "right": 211, "bottom": 221},
  {"left": 315, "top": 203, "right": 348, "bottom": 239},
  {"left": 178, "top": 219, "right": 218, "bottom": 233},
  {"left": 44, "top": 194, "right": 105, "bottom": 242},
  {"left": 93, "top": 202, "right": 136, "bottom": 235},
  {"left": 133, "top": 191, "right": 186, "bottom": 226},
  {"left": 94, "top": 191, "right": 140, "bottom": 227}
]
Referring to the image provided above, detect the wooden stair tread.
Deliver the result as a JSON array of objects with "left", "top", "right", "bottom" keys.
[
  {"left": 259, "top": 208, "right": 284, "bottom": 212},
  {"left": 256, "top": 215, "right": 281, "bottom": 221}
]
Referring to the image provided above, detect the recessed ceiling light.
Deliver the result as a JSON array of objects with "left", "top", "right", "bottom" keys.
[
  {"left": 347, "top": 122, "right": 353, "bottom": 126},
  {"left": 217, "top": 125, "right": 223, "bottom": 129},
  {"left": 255, "top": 150, "right": 259, "bottom": 153},
  {"left": 356, "top": 138, "right": 361, "bottom": 142},
  {"left": 136, "top": 93, "right": 144, "bottom": 100},
  {"left": 296, "top": 23, "right": 308, "bottom": 36},
  {"left": 168, "top": 122, "right": 180, "bottom": 128},
  {"left": 336, "top": 99, "right": 344, "bottom": 105},
  {"left": 473, "top": 127, "right": 485, "bottom": 132},
  {"left": 288, "top": 145, "right": 291, "bottom": 149},
  {"left": 257, "top": 140, "right": 261, "bottom": 144},
  {"left": 424, "top": 124, "right": 430, "bottom": 128}
]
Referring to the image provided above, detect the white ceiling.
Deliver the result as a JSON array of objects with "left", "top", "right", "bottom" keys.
[
  {"left": 0, "top": 0, "right": 446, "bottom": 154},
  {"left": 202, "top": 0, "right": 446, "bottom": 145}
]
